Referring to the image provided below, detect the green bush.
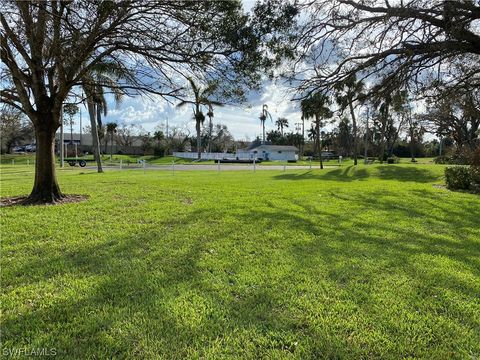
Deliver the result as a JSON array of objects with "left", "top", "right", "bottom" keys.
[
  {"left": 387, "top": 156, "right": 399, "bottom": 164},
  {"left": 445, "top": 166, "right": 471, "bottom": 190}
]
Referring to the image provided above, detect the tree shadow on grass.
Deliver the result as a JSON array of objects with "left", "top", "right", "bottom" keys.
[
  {"left": 2, "top": 191, "right": 479, "bottom": 358},
  {"left": 273, "top": 165, "right": 441, "bottom": 183}
]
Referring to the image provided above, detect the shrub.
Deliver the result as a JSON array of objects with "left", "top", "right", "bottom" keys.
[
  {"left": 469, "top": 146, "right": 480, "bottom": 192},
  {"left": 434, "top": 155, "right": 449, "bottom": 164},
  {"left": 434, "top": 151, "right": 471, "bottom": 165},
  {"left": 445, "top": 166, "right": 471, "bottom": 190},
  {"left": 387, "top": 156, "right": 399, "bottom": 164}
]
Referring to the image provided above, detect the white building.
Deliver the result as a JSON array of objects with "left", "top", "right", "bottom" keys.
[{"left": 236, "top": 145, "right": 299, "bottom": 161}]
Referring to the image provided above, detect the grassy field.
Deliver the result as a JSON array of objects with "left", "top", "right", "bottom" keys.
[
  {"left": 0, "top": 153, "right": 200, "bottom": 165},
  {"left": 1, "top": 164, "right": 479, "bottom": 359},
  {"left": 1, "top": 153, "right": 436, "bottom": 167}
]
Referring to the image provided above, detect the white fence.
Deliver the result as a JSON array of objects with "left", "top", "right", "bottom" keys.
[{"left": 173, "top": 152, "right": 236, "bottom": 160}]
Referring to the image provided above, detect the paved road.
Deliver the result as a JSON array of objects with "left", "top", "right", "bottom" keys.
[{"left": 82, "top": 164, "right": 335, "bottom": 171}]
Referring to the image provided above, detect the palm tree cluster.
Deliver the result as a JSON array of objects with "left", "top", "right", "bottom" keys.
[
  {"left": 300, "top": 92, "right": 333, "bottom": 169},
  {"left": 176, "top": 78, "right": 223, "bottom": 159}
]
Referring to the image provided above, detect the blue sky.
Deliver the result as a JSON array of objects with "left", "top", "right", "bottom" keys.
[
  {"left": 69, "top": 0, "right": 307, "bottom": 141},
  {"left": 96, "top": 79, "right": 304, "bottom": 140}
]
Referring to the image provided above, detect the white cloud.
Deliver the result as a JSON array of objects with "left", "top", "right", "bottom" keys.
[{"left": 68, "top": 79, "right": 304, "bottom": 140}]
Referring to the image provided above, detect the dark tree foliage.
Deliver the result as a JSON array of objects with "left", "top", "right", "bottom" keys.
[
  {"left": 282, "top": 0, "right": 480, "bottom": 97},
  {"left": 421, "top": 91, "right": 480, "bottom": 150},
  {"left": 0, "top": 106, "right": 34, "bottom": 153}
]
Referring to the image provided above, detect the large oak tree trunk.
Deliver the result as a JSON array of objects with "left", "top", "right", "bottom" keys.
[{"left": 27, "top": 121, "right": 63, "bottom": 204}]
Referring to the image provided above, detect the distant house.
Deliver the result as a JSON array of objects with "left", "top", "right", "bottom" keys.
[
  {"left": 54, "top": 132, "right": 144, "bottom": 155},
  {"left": 236, "top": 145, "right": 299, "bottom": 161}
]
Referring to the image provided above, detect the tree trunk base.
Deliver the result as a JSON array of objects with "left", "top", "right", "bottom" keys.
[
  {"left": 1, "top": 194, "right": 88, "bottom": 207},
  {"left": 25, "top": 190, "right": 65, "bottom": 205}
]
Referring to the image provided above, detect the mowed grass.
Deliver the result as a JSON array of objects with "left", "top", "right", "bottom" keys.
[{"left": 1, "top": 164, "right": 479, "bottom": 359}]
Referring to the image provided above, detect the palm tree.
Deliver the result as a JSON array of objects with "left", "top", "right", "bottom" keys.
[
  {"left": 207, "top": 104, "right": 214, "bottom": 153},
  {"left": 106, "top": 122, "right": 118, "bottom": 157},
  {"left": 275, "top": 117, "right": 289, "bottom": 136},
  {"left": 82, "top": 62, "right": 127, "bottom": 173},
  {"left": 176, "top": 78, "right": 222, "bottom": 159},
  {"left": 301, "top": 92, "right": 333, "bottom": 169},
  {"left": 334, "top": 74, "right": 365, "bottom": 165},
  {"left": 153, "top": 130, "right": 164, "bottom": 146},
  {"left": 81, "top": 61, "right": 131, "bottom": 172},
  {"left": 307, "top": 126, "right": 317, "bottom": 141},
  {"left": 63, "top": 103, "right": 79, "bottom": 156},
  {"left": 259, "top": 104, "right": 272, "bottom": 144}
]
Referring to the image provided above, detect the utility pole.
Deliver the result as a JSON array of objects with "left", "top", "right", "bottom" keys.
[
  {"left": 60, "top": 105, "right": 64, "bottom": 168},
  {"left": 70, "top": 116, "right": 74, "bottom": 149},
  {"left": 79, "top": 107, "right": 82, "bottom": 146}
]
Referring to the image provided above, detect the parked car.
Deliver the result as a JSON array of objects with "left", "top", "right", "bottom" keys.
[
  {"left": 25, "top": 144, "right": 37, "bottom": 152},
  {"left": 322, "top": 151, "right": 337, "bottom": 159},
  {"left": 12, "top": 146, "right": 26, "bottom": 152}
]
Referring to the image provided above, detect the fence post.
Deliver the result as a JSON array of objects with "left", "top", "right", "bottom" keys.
[
  {"left": 143, "top": 160, "right": 146, "bottom": 174},
  {"left": 27, "top": 159, "right": 29, "bottom": 166},
  {"left": 253, "top": 158, "right": 256, "bottom": 173},
  {"left": 172, "top": 160, "right": 175, "bottom": 176},
  {"left": 12, "top": 159, "right": 15, "bottom": 165},
  {"left": 217, "top": 160, "right": 220, "bottom": 172},
  {"left": 120, "top": 159, "right": 123, "bottom": 170},
  {"left": 309, "top": 158, "right": 312, "bottom": 170},
  {"left": 283, "top": 164, "right": 286, "bottom": 172}
]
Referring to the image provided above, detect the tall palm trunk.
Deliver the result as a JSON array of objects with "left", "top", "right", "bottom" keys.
[
  {"left": 409, "top": 130, "right": 416, "bottom": 162},
  {"left": 301, "top": 118, "right": 305, "bottom": 157},
  {"left": 348, "top": 101, "right": 358, "bottom": 165},
  {"left": 408, "top": 112, "right": 415, "bottom": 162},
  {"left": 208, "top": 115, "right": 213, "bottom": 153},
  {"left": 87, "top": 100, "right": 103, "bottom": 173},
  {"left": 196, "top": 103, "right": 201, "bottom": 160},
  {"left": 111, "top": 132, "right": 115, "bottom": 157},
  {"left": 315, "top": 116, "right": 324, "bottom": 169},
  {"left": 262, "top": 120, "right": 266, "bottom": 144},
  {"left": 379, "top": 101, "right": 390, "bottom": 164}
]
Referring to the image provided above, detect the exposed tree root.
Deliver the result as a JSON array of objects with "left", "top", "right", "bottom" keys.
[{"left": 0, "top": 194, "right": 89, "bottom": 207}]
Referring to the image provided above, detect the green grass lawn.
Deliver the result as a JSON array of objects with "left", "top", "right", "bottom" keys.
[
  {"left": 1, "top": 164, "right": 479, "bottom": 359},
  {"left": 0, "top": 154, "right": 202, "bottom": 165},
  {"left": 1, "top": 153, "right": 438, "bottom": 167}
]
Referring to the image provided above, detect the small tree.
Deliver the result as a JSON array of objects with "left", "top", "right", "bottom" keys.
[
  {"left": 334, "top": 75, "right": 365, "bottom": 165},
  {"left": 301, "top": 92, "right": 333, "bottom": 169},
  {"left": 259, "top": 104, "right": 273, "bottom": 145},
  {"left": 106, "top": 123, "right": 118, "bottom": 157},
  {"left": 63, "top": 104, "right": 79, "bottom": 157},
  {"left": 176, "top": 78, "right": 223, "bottom": 159},
  {"left": 0, "top": 107, "right": 34, "bottom": 153}
]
